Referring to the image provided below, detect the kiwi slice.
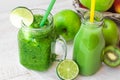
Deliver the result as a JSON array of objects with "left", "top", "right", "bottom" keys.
[{"left": 103, "top": 46, "right": 120, "bottom": 67}]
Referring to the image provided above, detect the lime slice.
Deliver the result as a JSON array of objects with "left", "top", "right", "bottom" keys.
[
  {"left": 56, "top": 59, "right": 79, "bottom": 80},
  {"left": 10, "top": 6, "right": 33, "bottom": 28}
]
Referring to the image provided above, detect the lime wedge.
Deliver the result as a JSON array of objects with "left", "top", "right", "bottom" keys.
[
  {"left": 56, "top": 59, "right": 79, "bottom": 80},
  {"left": 10, "top": 6, "right": 33, "bottom": 28}
]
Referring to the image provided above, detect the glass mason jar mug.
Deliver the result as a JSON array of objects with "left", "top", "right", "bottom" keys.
[{"left": 18, "top": 9, "right": 67, "bottom": 71}]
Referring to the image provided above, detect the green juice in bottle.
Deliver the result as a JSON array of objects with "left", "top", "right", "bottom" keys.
[{"left": 73, "top": 11, "right": 105, "bottom": 76}]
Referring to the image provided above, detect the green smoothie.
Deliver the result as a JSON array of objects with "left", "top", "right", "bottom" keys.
[
  {"left": 18, "top": 14, "right": 57, "bottom": 71},
  {"left": 73, "top": 21, "right": 105, "bottom": 76}
]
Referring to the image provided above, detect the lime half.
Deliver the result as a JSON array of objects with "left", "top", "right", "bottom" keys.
[
  {"left": 10, "top": 6, "right": 33, "bottom": 28},
  {"left": 56, "top": 59, "right": 79, "bottom": 80}
]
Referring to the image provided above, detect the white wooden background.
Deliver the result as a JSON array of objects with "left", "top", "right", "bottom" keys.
[{"left": 0, "top": 0, "right": 120, "bottom": 80}]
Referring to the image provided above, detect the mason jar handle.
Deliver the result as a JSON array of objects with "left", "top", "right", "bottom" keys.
[{"left": 51, "top": 35, "right": 67, "bottom": 62}]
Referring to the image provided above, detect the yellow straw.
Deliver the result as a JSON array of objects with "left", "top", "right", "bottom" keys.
[{"left": 90, "top": 0, "right": 96, "bottom": 23}]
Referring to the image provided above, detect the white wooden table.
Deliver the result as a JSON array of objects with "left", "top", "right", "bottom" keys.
[{"left": 0, "top": 0, "right": 120, "bottom": 80}]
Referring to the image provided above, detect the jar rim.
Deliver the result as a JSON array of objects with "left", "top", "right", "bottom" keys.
[{"left": 21, "top": 8, "right": 54, "bottom": 31}]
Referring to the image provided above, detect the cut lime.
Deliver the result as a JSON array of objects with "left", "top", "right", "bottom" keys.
[
  {"left": 10, "top": 6, "right": 33, "bottom": 28},
  {"left": 56, "top": 59, "right": 79, "bottom": 80}
]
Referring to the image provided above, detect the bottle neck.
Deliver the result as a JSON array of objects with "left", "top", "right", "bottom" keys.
[{"left": 81, "top": 11, "right": 104, "bottom": 28}]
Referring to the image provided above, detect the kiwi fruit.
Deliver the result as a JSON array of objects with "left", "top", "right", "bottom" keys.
[{"left": 102, "top": 46, "right": 120, "bottom": 67}]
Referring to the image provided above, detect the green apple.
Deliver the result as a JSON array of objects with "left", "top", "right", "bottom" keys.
[
  {"left": 102, "top": 18, "right": 119, "bottom": 46},
  {"left": 79, "top": 0, "right": 114, "bottom": 11},
  {"left": 54, "top": 9, "right": 81, "bottom": 41}
]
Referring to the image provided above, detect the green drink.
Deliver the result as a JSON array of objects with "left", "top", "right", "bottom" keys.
[
  {"left": 18, "top": 9, "right": 67, "bottom": 71},
  {"left": 73, "top": 12, "right": 105, "bottom": 76}
]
